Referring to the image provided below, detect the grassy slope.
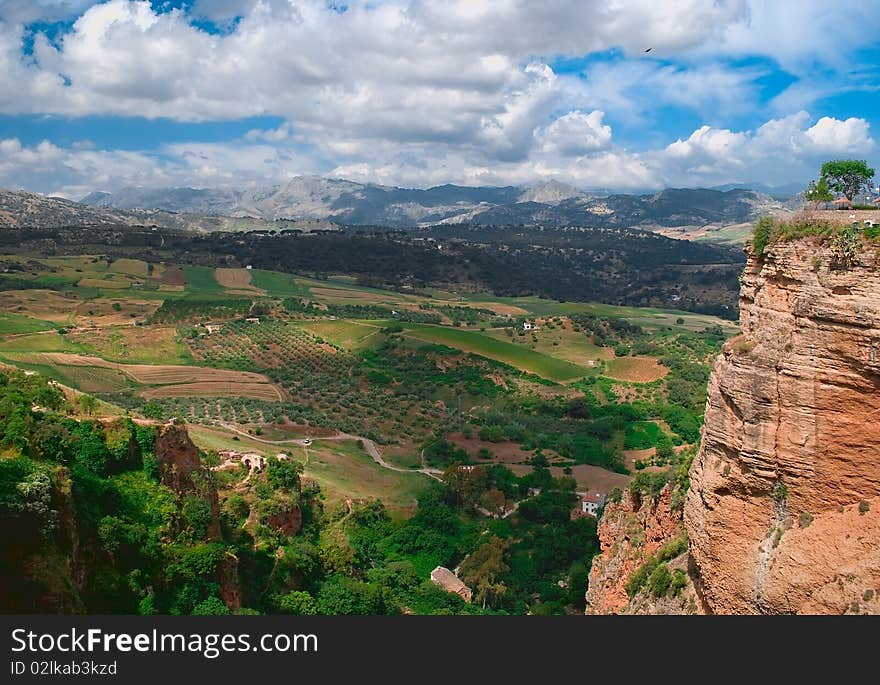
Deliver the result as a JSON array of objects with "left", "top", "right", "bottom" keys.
[
  {"left": 250, "top": 270, "right": 311, "bottom": 297},
  {"left": 298, "top": 320, "right": 382, "bottom": 350},
  {"left": 187, "top": 426, "right": 429, "bottom": 513},
  {"left": 0, "top": 313, "right": 56, "bottom": 336},
  {"left": 397, "top": 323, "right": 588, "bottom": 382}
]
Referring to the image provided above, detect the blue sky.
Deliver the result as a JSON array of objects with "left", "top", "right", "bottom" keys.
[{"left": 0, "top": 0, "right": 877, "bottom": 196}]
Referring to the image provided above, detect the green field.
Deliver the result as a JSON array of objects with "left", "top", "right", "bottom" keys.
[
  {"left": 0, "top": 313, "right": 56, "bottom": 336},
  {"left": 486, "top": 322, "right": 609, "bottom": 366},
  {"left": 398, "top": 323, "right": 588, "bottom": 382},
  {"left": 183, "top": 265, "right": 224, "bottom": 294},
  {"left": 250, "top": 269, "right": 312, "bottom": 297},
  {"left": 306, "top": 439, "right": 430, "bottom": 512},
  {"left": 298, "top": 320, "right": 382, "bottom": 350},
  {"left": 187, "top": 426, "right": 430, "bottom": 513},
  {"left": 0, "top": 331, "right": 85, "bottom": 353}
]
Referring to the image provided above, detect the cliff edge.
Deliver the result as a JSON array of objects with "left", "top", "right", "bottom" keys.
[{"left": 686, "top": 237, "right": 880, "bottom": 614}]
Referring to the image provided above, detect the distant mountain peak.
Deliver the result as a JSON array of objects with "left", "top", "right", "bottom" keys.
[{"left": 518, "top": 179, "right": 587, "bottom": 204}]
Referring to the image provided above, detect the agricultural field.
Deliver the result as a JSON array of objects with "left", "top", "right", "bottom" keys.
[
  {"left": 486, "top": 317, "right": 611, "bottom": 367},
  {"left": 65, "top": 325, "right": 193, "bottom": 364},
  {"left": 183, "top": 265, "right": 224, "bottom": 293},
  {"left": 1, "top": 351, "right": 282, "bottom": 401},
  {"left": 603, "top": 356, "right": 668, "bottom": 383},
  {"left": 214, "top": 267, "right": 265, "bottom": 294},
  {"left": 397, "top": 323, "right": 589, "bottom": 383},
  {"left": 0, "top": 256, "right": 733, "bottom": 521},
  {"left": 0, "top": 312, "right": 56, "bottom": 336},
  {"left": 298, "top": 320, "right": 382, "bottom": 350},
  {"left": 0, "top": 291, "right": 79, "bottom": 324}
]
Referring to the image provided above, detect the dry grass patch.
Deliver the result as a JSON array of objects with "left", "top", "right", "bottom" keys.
[
  {"left": 35, "top": 353, "right": 280, "bottom": 398},
  {"left": 66, "top": 325, "right": 191, "bottom": 364},
  {"left": 0, "top": 290, "right": 81, "bottom": 324},
  {"left": 457, "top": 301, "right": 530, "bottom": 316},
  {"left": 215, "top": 268, "right": 264, "bottom": 293},
  {"left": 109, "top": 258, "right": 149, "bottom": 278},
  {"left": 141, "top": 382, "right": 283, "bottom": 401},
  {"left": 603, "top": 356, "right": 668, "bottom": 383},
  {"left": 72, "top": 299, "right": 160, "bottom": 326},
  {"left": 156, "top": 265, "right": 185, "bottom": 286},
  {"left": 508, "top": 463, "right": 631, "bottom": 492}
]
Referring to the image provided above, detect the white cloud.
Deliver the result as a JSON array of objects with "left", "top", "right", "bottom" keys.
[
  {"left": 3, "top": 112, "right": 870, "bottom": 198},
  {"left": 805, "top": 116, "right": 874, "bottom": 154},
  {"left": 538, "top": 110, "right": 612, "bottom": 157},
  {"left": 653, "top": 112, "right": 875, "bottom": 187},
  {"left": 0, "top": 1, "right": 876, "bottom": 194}
]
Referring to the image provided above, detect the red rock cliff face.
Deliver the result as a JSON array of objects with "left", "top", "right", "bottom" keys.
[
  {"left": 586, "top": 487, "right": 694, "bottom": 614},
  {"left": 686, "top": 238, "right": 880, "bottom": 614}
]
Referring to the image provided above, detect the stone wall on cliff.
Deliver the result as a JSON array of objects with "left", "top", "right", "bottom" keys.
[{"left": 685, "top": 238, "right": 880, "bottom": 615}]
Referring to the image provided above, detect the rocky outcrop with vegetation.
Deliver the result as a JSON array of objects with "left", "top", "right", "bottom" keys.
[{"left": 586, "top": 476, "right": 699, "bottom": 615}]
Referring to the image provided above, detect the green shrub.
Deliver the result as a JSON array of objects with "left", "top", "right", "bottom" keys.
[
  {"left": 647, "top": 563, "right": 672, "bottom": 597},
  {"left": 752, "top": 216, "right": 776, "bottom": 257},
  {"left": 772, "top": 480, "right": 788, "bottom": 503},
  {"left": 859, "top": 500, "right": 870, "bottom": 514},
  {"left": 798, "top": 512, "right": 814, "bottom": 528},
  {"left": 670, "top": 569, "right": 688, "bottom": 596}
]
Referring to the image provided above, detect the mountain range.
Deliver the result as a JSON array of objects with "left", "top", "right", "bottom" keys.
[
  {"left": 0, "top": 177, "right": 799, "bottom": 233},
  {"left": 0, "top": 188, "right": 335, "bottom": 232},
  {"left": 79, "top": 176, "right": 798, "bottom": 229}
]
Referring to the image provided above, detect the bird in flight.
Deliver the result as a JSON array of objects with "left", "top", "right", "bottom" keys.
[{"left": 644, "top": 48, "right": 653, "bottom": 53}]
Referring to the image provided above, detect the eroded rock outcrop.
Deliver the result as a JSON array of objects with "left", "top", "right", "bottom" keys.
[
  {"left": 155, "top": 420, "right": 241, "bottom": 610},
  {"left": 587, "top": 486, "right": 698, "bottom": 614},
  {"left": 155, "top": 420, "right": 221, "bottom": 540},
  {"left": 686, "top": 238, "right": 880, "bottom": 614}
]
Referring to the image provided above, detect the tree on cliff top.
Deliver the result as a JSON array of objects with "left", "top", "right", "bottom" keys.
[{"left": 820, "top": 160, "right": 875, "bottom": 201}]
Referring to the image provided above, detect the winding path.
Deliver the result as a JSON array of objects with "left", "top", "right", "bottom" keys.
[{"left": 214, "top": 421, "right": 443, "bottom": 480}]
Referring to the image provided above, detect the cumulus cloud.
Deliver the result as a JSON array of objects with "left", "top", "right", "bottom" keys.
[
  {"left": 2, "top": 111, "right": 871, "bottom": 198},
  {"left": 654, "top": 112, "right": 875, "bottom": 187},
  {"left": 0, "top": 1, "right": 876, "bottom": 193},
  {"left": 538, "top": 111, "right": 613, "bottom": 157}
]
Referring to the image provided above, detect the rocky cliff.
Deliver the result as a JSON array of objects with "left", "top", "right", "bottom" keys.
[
  {"left": 586, "top": 486, "right": 698, "bottom": 614},
  {"left": 155, "top": 419, "right": 221, "bottom": 541},
  {"left": 686, "top": 237, "right": 880, "bottom": 614}
]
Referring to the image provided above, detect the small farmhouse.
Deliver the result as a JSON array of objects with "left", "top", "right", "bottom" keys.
[
  {"left": 204, "top": 324, "right": 222, "bottom": 334},
  {"left": 245, "top": 317, "right": 260, "bottom": 324},
  {"left": 572, "top": 491, "right": 606, "bottom": 519},
  {"left": 430, "top": 566, "right": 472, "bottom": 603}
]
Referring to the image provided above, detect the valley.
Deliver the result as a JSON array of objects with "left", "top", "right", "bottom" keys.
[{"left": 0, "top": 251, "right": 730, "bottom": 614}]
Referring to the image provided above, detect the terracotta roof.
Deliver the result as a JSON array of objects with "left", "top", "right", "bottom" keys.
[{"left": 430, "top": 566, "right": 472, "bottom": 601}]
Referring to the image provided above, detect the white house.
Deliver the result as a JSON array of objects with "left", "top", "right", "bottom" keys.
[
  {"left": 578, "top": 492, "right": 606, "bottom": 517},
  {"left": 205, "top": 324, "right": 222, "bottom": 334}
]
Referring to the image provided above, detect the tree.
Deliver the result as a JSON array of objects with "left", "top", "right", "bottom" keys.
[
  {"left": 78, "top": 394, "right": 98, "bottom": 416},
  {"left": 820, "top": 160, "right": 875, "bottom": 201},
  {"left": 804, "top": 177, "right": 833, "bottom": 207},
  {"left": 279, "top": 590, "right": 318, "bottom": 615},
  {"left": 442, "top": 463, "right": 488, "bottom": 508},
  {"left": 459, "top": 535, "right": 510, "bottom": 609}
]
